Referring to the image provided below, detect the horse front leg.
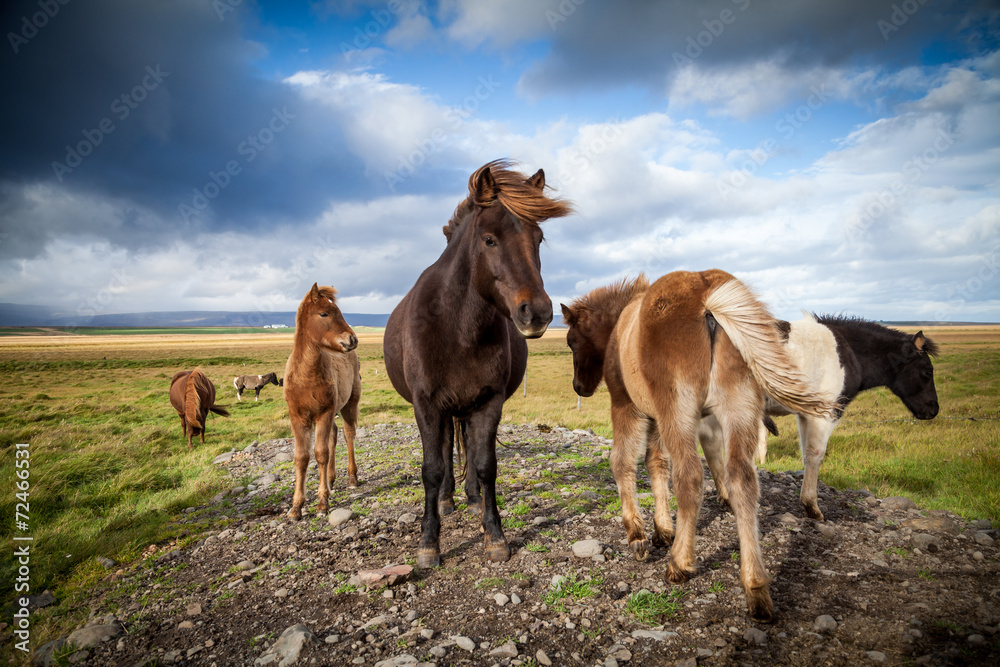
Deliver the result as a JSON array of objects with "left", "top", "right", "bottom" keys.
[
  {"left": 465, "top": 398, "right": 509, "bottom": 563},
  {"left": 288, "top": 413, "right": 315, "bottom": 521},
  {"left": 460, "top": 419, "right": 484, "bottom": 516},
  {"left": 438, "top": 419, "right": 457, "bottom": 515},
  {"left": 415, "top": 402, "right": 452, "bottom": 569},
  {"left": 797, "top": 414, "right": 837, "bottom": 521},
  {"left": 611, "top": 404, "right": 652, "bottom": 561},
  {"left": 314, "top": 411, "right": 335, "bottom": 516}
]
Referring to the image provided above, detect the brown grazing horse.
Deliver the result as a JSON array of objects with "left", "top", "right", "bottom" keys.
[
  {"left": 169, "top": 368, "right": 230, "bottom": 449},
  {"left": 283, "top": 283, "right": 362, "bottom": 521},
  {"left": 561, "top": 270, "right": 836, "bottom": 621},
  {"left": 383, "top": 159, "right": 572, "bottom": 569}
]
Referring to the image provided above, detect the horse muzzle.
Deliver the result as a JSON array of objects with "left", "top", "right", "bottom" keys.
[
  {"left": 340, "top": 333, "right": 358, "bottom": 353},
  {"left": 513, "top": 297, "right": 553, "bottom": 339}
]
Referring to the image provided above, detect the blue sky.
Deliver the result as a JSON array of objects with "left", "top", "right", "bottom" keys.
[{"left": 1, "top": 0, "right": 998, "bottom": 323}]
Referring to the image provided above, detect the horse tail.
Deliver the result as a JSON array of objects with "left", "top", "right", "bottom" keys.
[
  {"left": 210, "top": 405, "right": 231, "bottom": 418},
  {"left": 453, "top": 417, "right": 468, "bottom": 482},
  {"left": 703, "top": 279, "right": 836, "bottom": 419},
  {"left": 185, "top": 368, "right": 206, "bottom": 428}
]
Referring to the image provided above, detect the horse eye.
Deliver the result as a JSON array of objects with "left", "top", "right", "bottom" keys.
[
  {"left": 319, "top": 312, "right": 329, "bottom": 318},
  {"left": 483, "top": 235, "right": 497, "bottom": 247}
]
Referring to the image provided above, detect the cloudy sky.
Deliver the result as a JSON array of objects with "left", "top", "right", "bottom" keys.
[{"left": 1, "top": 0, "right": 998, "bottom": 323}]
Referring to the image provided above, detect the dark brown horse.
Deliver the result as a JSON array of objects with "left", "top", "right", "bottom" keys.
[
  {"left": 383, "top": 159, "right": 573, "bottom": 569},
  {"left": 283, "top": 283, "right": 362, "bottom": 520},
  {"left": 169, "top": 368, "right": 230, "bottom": 449},
  {"left": 561, "top": 270, "right": 836, "bottom": 621}
]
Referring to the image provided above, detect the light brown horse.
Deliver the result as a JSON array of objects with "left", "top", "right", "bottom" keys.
[
  {"left": 561, "top": 270, "right": 836, "bottom": 621},
  {"left": 169, "top": 368, "right": 230, "bottom": 449},
  {"left": 283, "top": 283, "right": 362, "bottom": 521}
]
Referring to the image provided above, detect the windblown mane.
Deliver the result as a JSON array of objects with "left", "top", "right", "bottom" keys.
[
  {"left": 569, "top": 275, "right": 650, "bottom": 323},
  {"left": 815, "top": 314, "right": 939, "bottom": 356},
  {"left": 443, "top": 159, "right": 573, "bottom": 242}
]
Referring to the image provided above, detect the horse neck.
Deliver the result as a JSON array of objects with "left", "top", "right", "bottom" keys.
[
  {"left": 432, "top": 229, "right": 505, "bottom": 348},
  {"left": 829, "top": 322, "right": 898, "bottom": 392}
]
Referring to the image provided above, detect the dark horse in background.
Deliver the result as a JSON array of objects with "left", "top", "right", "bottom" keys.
[
  {"left": 384, "top": 159, "right": 573, "bottom": 568},
  {"left": 169, "top": 368, "right": 230, "bottom": 449},
  {"left": 699, "top": 313, "right": 939, "bottom": 521}
]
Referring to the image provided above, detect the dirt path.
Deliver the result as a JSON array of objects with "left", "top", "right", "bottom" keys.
[{"left": 34, "top": 423, "right": 999, "bottom": 666}]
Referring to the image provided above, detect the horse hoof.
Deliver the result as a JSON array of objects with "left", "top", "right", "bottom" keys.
[
  {"left": 288, "top": 507, "right": 303, "bottom": 521},
  {"left": 485, "top": 542, "right": 511, "bottom": 563},
  {"left": 804, "top": 505, "right": 825, "bottom": 522},
  {"left": 747, "top": 587, "right": 775, "bottom": 623},
  {"left": 666, "top": 564, "right": 692, "bottom": 584},
  {"left": 348, "top": 477, "right": 359, "bottom": 488},
  {"left": 438, "top": 500, "right": 456, "bottom": 516},
  {"left": 416, "top": 549, "right": 440, "bottom": 569},
  {"left": 651, "top": 531, "right": 674, "bottom": 548},
  {"left": 630, "top": 539, "right": 650, "bottom": 562}
]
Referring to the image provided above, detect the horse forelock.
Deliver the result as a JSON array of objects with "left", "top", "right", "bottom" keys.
[
  {"left": 570, "top": 275, "right": 650, "bottom": 326},
  {"left": 444, "top": 159, "right": 573, "bottom": 242},
  {"left": 297, "top": 285, "right": 339, "bottom": 323}
]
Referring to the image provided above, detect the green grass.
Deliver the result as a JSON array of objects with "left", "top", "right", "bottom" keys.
[
  {"left": 625, "top": 588, "right": 686, "bottom": 625},
  {"left": 0, "top": 326, "right": 997, "bottom": 646},
  {"left": 542, "top": 572, "right": 602, "bottom": 612}
]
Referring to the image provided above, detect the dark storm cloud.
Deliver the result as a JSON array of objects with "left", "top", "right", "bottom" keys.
[
  {"left": 520, "top": 0, "right": 999, "bottom": 97},
  {"left": 0, "top": 0, "right": 374, "bottom": 259}
]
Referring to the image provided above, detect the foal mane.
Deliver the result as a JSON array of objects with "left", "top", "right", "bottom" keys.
[
  {"left": 443, "top": 159, "right": 573, "bottom": 242},
  {"left": 569, "top": 275, "right": 651, "bottom": 323},
  {"left": 816, "top": 314, "right": 940, "bottom": 356}
]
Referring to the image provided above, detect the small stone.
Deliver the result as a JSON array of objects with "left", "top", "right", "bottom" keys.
[
  {"left": 744, "top": 627, "right": 768, "bottom": 645},
  {"left": 676, "top": 659, "right": 698, "bottom": 667},
  {"left": 454, "top": 635, "right": 475, "bottom": 652},
  {"left": 631, "top": 629, "right": 679, "bottom": 641},
  {"left": 96, "top": 557, "right": 116, "bottom": 569},
  {"left": 816, "top": 523, "right": 838, "bottom": 538},
  {"left": 815, "top": 615, "right": 838, "bottom": 632},
  {"left": 494, "top": 593, "right": 509, "bottom": 607},
  {"left": 974, "top": 532, "right": 995, "bottom": 547},
  {"left": 254, "top": 624, "right": 315, "bottom": 667},
  {"left": 66, "top": 624, "right": 122, "bottom": 649},
  {"left": 968, "top": 634, "right": 986, "bottom": 646},
  {"left": 186, "top": 602, "right": 202, "bottom": 616},
  {"left": 778, "top": 513, "right": 799, "bottom": 524},
  {"left": 912, "top": 534, "right": 941, "bottom": 553},
  {"left": 213, "top": 451, "right": 236, "bottom": 464},
  {"left": 236, "top": 560, "right": 256, "bottom": 571},
  {"left": 511, "top": 593, "right": 522, "bottom": 605},
  {"left": 398, "top": 512, "right": 418, "bottom": 524},
  {"left": 178, "top": 620, "right": 194, "bottom": 630},
  {"left": 430, "top": 646, "right": 447, "bottom": 658},
  {"left": 490, "top": 641, "right": 518, "bottom": 658},
  {"left": 881, "top": 496, "right": 918, "bottom": 511},
  {"left": 572, "top": 539, "right": 602, "bottom": 558},
  {"left": 329, "top": 508, "right": 355, "bottom": 527},
  {"left": 866, "top": 650, "right": 888, "bottom": 663},
  {"left": 536, "top": 649, "right": 553, "bottom": 666}
]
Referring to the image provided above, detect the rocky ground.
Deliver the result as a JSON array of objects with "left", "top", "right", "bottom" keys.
[{"left": 28, "top": 423, "right": 1000, "bottom": 666}]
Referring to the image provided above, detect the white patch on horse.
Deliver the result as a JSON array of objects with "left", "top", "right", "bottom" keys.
[{"left": 780, "top": 313, "right": 844, "bottom": 408}]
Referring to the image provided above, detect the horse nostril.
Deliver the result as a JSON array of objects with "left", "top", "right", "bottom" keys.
[{"left": 518, "top": 301, "right": 531, "bottom": 322}]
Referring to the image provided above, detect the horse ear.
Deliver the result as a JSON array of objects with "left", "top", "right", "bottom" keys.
[
  {"left": 560, "top": 303, "right": 575, "bottom": 326},
  {"left": 309, "top": 283, "right": 321, "bottom": 302},
  {"left": 913, "top": 331, "right": 926, "bottom": 351},
  {"left": 526, "top": 169, "right": 545, "bottom": 191},
  {"left": 472, "top": 165, "right": 498, "bottom": 205}
]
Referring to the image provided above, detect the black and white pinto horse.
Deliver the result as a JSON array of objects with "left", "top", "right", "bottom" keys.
[
  {"left": 700, "top": 313, "right": 939, "bottom": 521},
  {"left": 233, "top": 372, "right": 282, "bottom": 402}
]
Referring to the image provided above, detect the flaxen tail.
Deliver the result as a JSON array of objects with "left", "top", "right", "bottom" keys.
[{"left": 703, "top": 280, "right": 836, "bottom": 418}]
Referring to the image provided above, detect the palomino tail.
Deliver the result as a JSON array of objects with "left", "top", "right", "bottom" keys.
[{"left": 703, "top": 280, "right": 836, "bottom": 419}]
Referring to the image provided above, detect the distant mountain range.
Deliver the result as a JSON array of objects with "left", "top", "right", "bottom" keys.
[{"left": 0, "top": 303, "right": 389, "bottom": 328}]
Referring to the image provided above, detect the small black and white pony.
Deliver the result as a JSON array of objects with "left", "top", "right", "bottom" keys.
[
  {"left": 700, "top": 313, "right": 939, "bottom": 521},
  {"left": 233, "top": 372, "right": 282, "bottom": 402}
]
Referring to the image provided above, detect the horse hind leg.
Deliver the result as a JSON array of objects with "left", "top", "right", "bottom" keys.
[
  {"left": 341, "top": 394, "right": 360, "bottom": 488},
  {"left": 661, "top": 416, "right": 704, "bottom": 585},
  {"left": 645, "top": 422, "right": 675, "bottom": 548},
  {"left": 698, "top": 415, "right": 729, "bottom": 507},
  {"left": 610, "top": 407, "right": 652, "bottom": 561},
  {"left": 797, "top": 414, "right": 837, "bottom": 521}
]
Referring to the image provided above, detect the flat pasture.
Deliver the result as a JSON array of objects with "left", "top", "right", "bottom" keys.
[{"left": 0, "top": 325, "right": 997, "bottom": 611}]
